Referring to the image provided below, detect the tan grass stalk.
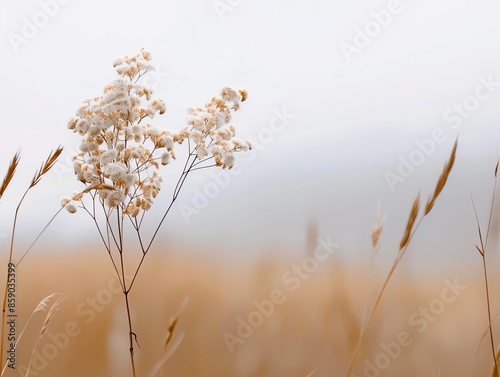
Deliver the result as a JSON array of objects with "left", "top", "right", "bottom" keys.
[
  {"left": 494, "top": 349, "right": 500, "bottom": 377},
  {"left": 146, "top": 333, "right": 185, "bottom": 377},
  {"left": 471, "top": 161, "right": 499, "bottom": 377},
  {"left": 370, "top": 202, "right": 384, "bottom": 250},
  {"left": 164, "top": 297, "right": 189, "bottom": 348},
  {"left": 24, "top": 294, "right": 65, "bottom": 377},
  {"left": 399, "top": 195, "right": 420, "bottom": 250},
  {"left": 1, "top": 294, "right": 61, "bottom": 375},
  {"left": 29, "top": 146, "right": 63, "bottom": 188},
  {"left": 0, "top": 151, "right": 20, "bottom": 200},
  {"left": 424, "top": 138, "right": 457, "bottom": 215},
  {"left": 146, "top": 297, "right": 189, "bottom": 377},
  {"left": 0, "top": 147, "right": 63, "bottom": 371},
  {"left": 466, "top": 310, "right": 500, "bottom": 377},
  {"left": 345, "top": 140, "right": 458, "bottom": 377}
]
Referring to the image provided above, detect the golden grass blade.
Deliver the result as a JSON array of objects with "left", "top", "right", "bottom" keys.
[
  {"left": 30, "top": 146, "right": 64, "bottom": 188},
  {"left": 494, "top": 348, "right": 500, "bottom": 377},
  {"left": 164, "top": 296, "right": 189, "bottom": 349},
  {"left": 39, "top": 294, "right": 66, "bottom": 338},
  {"left": 143, "top": 297, "right": 189, "bottom": 377},
  {"left": 467, "top": 310, "right": 500, "bottom": 377},
  {"left": 399, "top": 194, "right": 420, "bottom": 250},
  {"left": 425, "top": 138, "right": 458, "bottom": 215},
  {"left": 147, "top": 333, "right": 185, "bottom": 377},
  {"left": 371, "top": 202, "right": 384, "bottom": 249},
  {"left": 0, "top": 151, "right": 20, "bottom": 200},
  {"left": 1, "top": 294, "right": 61, "bottom": 375},
  {"left": 24, "top": 294, "right": 65, "bottom": 376}
]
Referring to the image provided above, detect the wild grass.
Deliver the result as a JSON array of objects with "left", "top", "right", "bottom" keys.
[
  {"left": 1, "top": 52, "right": 499, "bottom": 376},
  {"left": 0, "top": 147, "right": 64, "bottom": 376},
  {"left": 0, "top": 247, "right": 492, "bottom": 377},
  {"left": 1, "top": 132, "right": 499, "bottom": 377},
  {"left": 346, "top": 138, "right": 458, "bottom": 377}
]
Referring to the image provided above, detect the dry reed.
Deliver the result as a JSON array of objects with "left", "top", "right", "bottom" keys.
[
  {"left": 0, "top": 151, "right": 20, "bottom": 200},
  {"left": 345, "top": 138, "right": 458, "bottom": 377}
]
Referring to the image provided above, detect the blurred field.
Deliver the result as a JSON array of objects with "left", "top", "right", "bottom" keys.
[{"left": 0, "top": 242, "right": 497, "bottom": 377}]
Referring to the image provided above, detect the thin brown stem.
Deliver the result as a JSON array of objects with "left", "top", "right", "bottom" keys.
[
  {"left": 472, "top": 174, "right": 499, "bottom": 377},
  {"left": 124, "top": 291, "right": 137, "bottom": 377}
]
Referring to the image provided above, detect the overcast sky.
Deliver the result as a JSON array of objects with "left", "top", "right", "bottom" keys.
[{"left": 1, "top": 0, "right": 500, "bottom": 268}]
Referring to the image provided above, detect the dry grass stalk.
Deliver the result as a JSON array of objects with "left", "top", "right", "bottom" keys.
[
  {"left": 146, "top": 297, "right": 189, "bottom": 377},
  {"left": 494, "top": 348, "right": 500, "bottom": 377},
  {"left": 164, "top": 297, "right": 189, "bottom": 349},
  {"left": 0, "top": 294, "right": 62, "bottom": 375},
  {"left": 30, "top": 146, "right": 63, "bottom": 188},
  {"left": 370, "top": 203, "right": 384, "bottom": 249},
  {"left": 425, "top": 138, "right": 458, "bottom": 215},
  {"left": 472, "top": 161, "right": 500, "bottom": 377},
  {"left": 0, "top": 147, "right": 64, "bottom": 371},
  {"left": 346, "top": 140, "right": 459, "bottom": 377},
  {"left": 25, "top": 294, "right": 65, "bottom": 376},
  {"left": 399, "top": 194, "right": 420, "bottom": 250},
  {"left": 0, "top": 151, "right": 20, "bottom": 199}
]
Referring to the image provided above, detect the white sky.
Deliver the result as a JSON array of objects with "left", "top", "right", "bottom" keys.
[{"left": 1, "top": 0, "right": 500, "bottom": 268}]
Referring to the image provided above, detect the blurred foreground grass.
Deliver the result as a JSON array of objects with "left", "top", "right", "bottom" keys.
[{"left": 1, "top": 245, "right": 496, "bottom": 377}]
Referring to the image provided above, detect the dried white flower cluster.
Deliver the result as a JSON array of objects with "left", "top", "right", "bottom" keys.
[
  {"left": 177, "top": 86, "right": 251, "bottom": 169},
  {"left": 63, "top": 49, "right": 250, "bottom": 216}
]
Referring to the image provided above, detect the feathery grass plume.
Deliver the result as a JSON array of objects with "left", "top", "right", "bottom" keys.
[
  {"left": 30, "top": 146, "right": 63, "bottom": 188},
  {"left": 370, "top": 202, "right": 386, "bottom": 265},
  {"left": 146, "top": 297, "right": 189, "bottom": 377},
  {"left": 0, "top": 150, "right": 20, "bottom": 200},
  {"left": 371, "top": 202, "right": 384, "bottom": 249},
  {"left": 0, "top": 146, "right": 64, "bottom": 371},
  {"left": 24, "top": 294, "right": 65, "bottom": 376},
  {"left": 164, "top": 297, "right": 189, "bottom": 349},
  {"left": 399, "top": 194, "right": 420, "bottom": 250},
  {"left": 147, "top": 333, "right": 185, "bottom": 377},
  {"left": 1, "top": 294, "right": 61, "bottom": 375},
  {"left": 424, "top": 138, "right": 457, "bottom": 215}
]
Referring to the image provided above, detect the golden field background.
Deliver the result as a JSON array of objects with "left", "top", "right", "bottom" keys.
[{"left": 1, "top": 241, "right": 498, "bottom": 377}]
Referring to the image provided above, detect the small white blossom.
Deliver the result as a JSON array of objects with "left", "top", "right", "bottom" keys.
[
  {"left": 146, "top": 126, "right": 160, "bottom": 137},
  {"left": 61, "top": 196, "right": 71, "bottom": 206},
  {"left": 65, "top": 203, "right": 77, "bottom": 214},
  {"left": 106, "top": 190, "right": 126, "bottom": 207},
  {"left": 100, "top": 149, "right": 118, "bottom": 165},
  {"left": 160, "top": 152, "right": 171, "bottom": 165},
  {"left": 222, "top": 154, "right": 235, "bottom": 169}
]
